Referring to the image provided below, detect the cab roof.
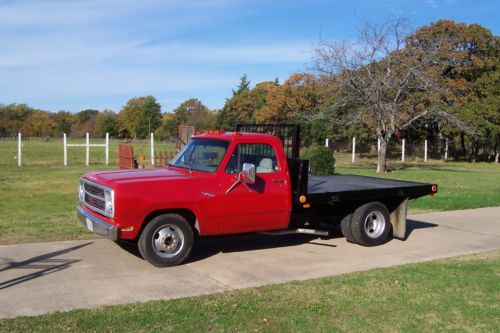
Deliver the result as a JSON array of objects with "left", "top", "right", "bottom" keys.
[{"left": 192, "top": 131, "right": 281, "bottom": 144}]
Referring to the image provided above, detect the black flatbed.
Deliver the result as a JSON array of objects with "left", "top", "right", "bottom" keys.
[
  {"left": 235, "top": 124, "right": 437, "bottom": 205},
  {"left": 307, "top": 174, "right": 435, "bottom": 204}
]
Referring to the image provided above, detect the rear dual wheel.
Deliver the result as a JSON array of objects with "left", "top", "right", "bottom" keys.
[
  {"left": 341, "top": 202, "right": 391, "bottom": 246},
  {"left": 340, "top": 213, "right": 356, "bottom": 243}
]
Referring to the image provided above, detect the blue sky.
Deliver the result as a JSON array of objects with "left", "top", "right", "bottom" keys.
[{"left": 0, "top": 0, "right": 498, "bottom": 113}]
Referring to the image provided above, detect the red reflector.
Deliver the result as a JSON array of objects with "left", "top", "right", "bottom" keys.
[{"left": 431, "top": 185, "right": 437, "bottom": 192}]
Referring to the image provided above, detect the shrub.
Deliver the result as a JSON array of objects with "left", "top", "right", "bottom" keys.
[{"left": 302, "top": 145, "right": 335, "bottom": 175}]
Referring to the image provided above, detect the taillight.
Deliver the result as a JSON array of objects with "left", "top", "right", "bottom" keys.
[{"left": 431, "top": 185, "right": 438, "bottom": 192}]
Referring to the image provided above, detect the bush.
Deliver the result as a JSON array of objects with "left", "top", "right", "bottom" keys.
[{"left": 302, "top": 145, "right": 335, "bottom": 175}]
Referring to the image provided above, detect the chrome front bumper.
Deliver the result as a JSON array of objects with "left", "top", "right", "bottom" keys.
[{"left": 76, "top": 205, "right": 118, "bottom": 241}]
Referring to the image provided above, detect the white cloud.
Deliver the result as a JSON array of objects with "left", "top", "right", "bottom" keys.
[{"left": 0, "top": 0, "right": 310, "bottom": 110}]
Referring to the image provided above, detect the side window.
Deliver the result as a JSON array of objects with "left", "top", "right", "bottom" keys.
[{"left": 225, "top": 144, "right": 278, "bottom": 174}]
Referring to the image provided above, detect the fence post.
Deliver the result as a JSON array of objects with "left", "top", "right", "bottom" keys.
[
  {"left": 401, "top": 139, "right": 405, "bottom": 162},
  {"left": 63, "top": 133, "right": 67, "bottom": 166},
  {"left": 352, "top": 137, "right": 356, "bottom": 164},
  {"left": 17, "top": 132, "right": 22, "bottom": 166},
  {"left": 86, "top": 132, "right": 90, "bottom": 166},
  {"left": 444, "top": 138, "right": 448, "bottom": 161},
  {"left": 424, "top": 139, "right": 428, "bottom": 162},
  {"left": 105, "top": 132, "right": 109, "bottom": 165},
  {"left": 325, "top": 138, "right": 329, "bottom": 148},
  {"left": 150, "top": 132, "right": 155, "bottom": 166}
]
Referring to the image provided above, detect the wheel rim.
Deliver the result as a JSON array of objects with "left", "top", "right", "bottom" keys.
[
  {"left": 152, "top": 224, "right": 184, "bottom": 258},
  {"left": 364, "top": 211, "right": 386, "bottom": 239}
]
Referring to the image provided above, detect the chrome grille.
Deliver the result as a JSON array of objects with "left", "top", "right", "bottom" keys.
[
  {"left": 80, "top": 178, "right": 113, "bottom": 217},
  {"left": 84, "top": 182, "right": 104, "bottom": 197},
  {"left": 85, "top": 193, "right": 105, "bottom": 210}
]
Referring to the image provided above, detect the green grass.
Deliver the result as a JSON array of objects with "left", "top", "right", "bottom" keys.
[
  {"left": 1, "top": 251, "right": 498, "bottom": 332},
  {"left": 0, "top": 139, "right": 175, "bottom": 244},
  {"left": 0, "top": 140, "right": 499, "bottom": 244},
  {"left": 336, "top": 161, "right": 500, "bottom": 213}
]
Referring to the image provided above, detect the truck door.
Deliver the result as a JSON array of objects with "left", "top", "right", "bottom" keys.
[{"left": 218, "top": 142, "right": 291, "bottom": 233}]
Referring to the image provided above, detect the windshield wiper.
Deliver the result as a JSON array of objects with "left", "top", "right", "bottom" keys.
[{"left": 183, "top": 161, "right": 193, "bottom": 174}]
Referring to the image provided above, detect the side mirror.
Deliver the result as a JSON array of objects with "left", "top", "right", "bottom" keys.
[
  {"left": 225, "top": 163, "right": 255, "bottom": 195},
  {"left": 240, "top": 163, "right": 256, "bottom": 184}
]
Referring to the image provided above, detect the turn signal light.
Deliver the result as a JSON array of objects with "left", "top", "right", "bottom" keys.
[
  {"left": 121, "top": 226, "right": 134, "bottom": 232},
  {"left": 195, "top": 130, "right": 225, "bottom": 135},
  {"left": 299, "top": 195, "right": 307, "bottom": 203},
  {"left": 303, "top": 203, "right": 311, "bottom": 209}
]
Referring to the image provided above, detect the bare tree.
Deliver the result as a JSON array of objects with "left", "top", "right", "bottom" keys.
[{"left": 312, "top": 18, "right": 468, "bottom": 171}]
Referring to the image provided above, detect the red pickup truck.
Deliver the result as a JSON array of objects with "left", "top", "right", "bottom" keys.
[{"left": 77, "top": 125, "right": 437, "bottom": 267}]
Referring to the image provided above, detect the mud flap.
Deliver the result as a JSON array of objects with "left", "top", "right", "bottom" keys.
[{"left": 390, "top": 198, "right": 408, "bottom": 239}]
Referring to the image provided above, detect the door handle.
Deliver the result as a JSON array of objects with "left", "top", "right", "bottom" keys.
[{"left": 272, "top": 179, "right": 285, "bottom": 183}]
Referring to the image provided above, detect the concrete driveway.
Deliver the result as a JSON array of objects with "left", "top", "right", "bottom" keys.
[{"left": 0, "top": 206, "right": 499, "bottom": 319}]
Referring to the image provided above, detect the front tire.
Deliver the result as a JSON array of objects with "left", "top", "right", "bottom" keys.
[
  {"left": 138, "top": 214, "right": 194, "bottom": 267},
  {"left": 351, "top": 202, "right": 391, "bottom": 246}
]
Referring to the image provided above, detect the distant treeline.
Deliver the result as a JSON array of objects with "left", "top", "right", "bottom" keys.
[{"left": 1, "top": 19, "right": 499, "bottom": 165}]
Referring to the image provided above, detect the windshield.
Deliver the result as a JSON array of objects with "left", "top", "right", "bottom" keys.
[{"left": 170, "top": 138, "right": 230, "bottom": 173}]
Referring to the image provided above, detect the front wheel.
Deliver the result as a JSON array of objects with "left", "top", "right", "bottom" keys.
[
  {"left": 138, "top": 214, "right": 194, "bottom": 267},
  {"left": 351, "top": 202, "right": 391, "bottom": 246}
]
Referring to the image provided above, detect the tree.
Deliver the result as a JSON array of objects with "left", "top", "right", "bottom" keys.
[
  {"left": 74, "top": 109, "right": 98, "bottom": 124},
  {"left": 217, "top": 74, "right": 334, "bottom": 144},
  {"left": 71, "top": 109, "right": 99, "bottom": 137},
  {"left": 252, "top": 74, "right": 336, "bottom": 145},
  {"left": 95, "top": 110, "right": 119, "bottom": 137},
  {"left": 254, "top": 82, "right": 287, "bottom": 123},
  {"left": 466, "top": 69, "right": 500, "bottom": 162},
  {"left": 312, "top": 18, "right": 468, "bottom": 172},
  {"left": 53, "top": 111, "right": 74, "bottom": 135},
  {"left": 0, "top": 103, "right": 33, "bottom": 135},
  {"left": 160, "top": 113, "right": 177, "bottom": 141},
  {"left": 232, "top": 74, "right": 251, "bottom": 96},
  {"left": 20, "top": 110, "right": 56, "bottom": 137},
  {"left": 406, "top": 20, "right": 499, "bottom": 161},
  {"left": 166, "top": 98, "right": 216, "bottom": 138},
  {"left": 216, "top": 81, "right": 284, "bottom": 130},
  {"left": 118, "top": 96, "right": 162, "bottom": 139}
]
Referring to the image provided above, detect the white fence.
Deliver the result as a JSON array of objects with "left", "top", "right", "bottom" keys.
[
  {"left": 346, "top": 137, "right": 431, "bottom": 164},
  {"left": 17, "top": 132, "right": 22, "bottom": 166},
  {"left": 13, "top": 132, "right": 158, "bottom": 167},
  {"left": 63, "top": 132, "right": 109, "bottom": 166}
]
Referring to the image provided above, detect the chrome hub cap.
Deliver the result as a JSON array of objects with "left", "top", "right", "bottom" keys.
[
  {"left": 152, "top": 224, "right": 184, "bottom": 258},
  {"left": 364, "top": 211, "right": 385, "bottom": 239}
]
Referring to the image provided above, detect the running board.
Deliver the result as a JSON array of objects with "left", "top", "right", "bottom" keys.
[{"left": 261, "top": 228, "right": 331, "bottom": 237}]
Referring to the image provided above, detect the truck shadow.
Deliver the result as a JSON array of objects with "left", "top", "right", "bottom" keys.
[
  {"left": 189, "top": 231, "right": 341, "bottom": 263},
  {"left": 117, "top": 219, "right": 438, "bottom": 264},
  {"left": 0, "top": 242, "right": 92, "bottom": 290},
  {"left": 115, "top": 234, "right": 328, "bottom": 263},
  {"left": 402, "top": 219, "right": 438, "bottom": 241}
]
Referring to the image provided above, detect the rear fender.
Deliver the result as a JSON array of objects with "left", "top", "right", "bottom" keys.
[{"left": 389, "top": 198, "right": 408, "bottom": 239}]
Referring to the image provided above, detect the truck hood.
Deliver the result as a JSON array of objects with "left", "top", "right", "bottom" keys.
[{"left": 83, "top": 167, "right": 194, "bottom": 187}]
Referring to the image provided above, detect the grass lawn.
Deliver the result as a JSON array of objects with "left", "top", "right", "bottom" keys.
[
  {"left": 1, "top": 250, "right": 498, "bottom": 332},
  {"left": 336, "top": 162, "right": 500, "bottom": 213},
  {"left": 0, "top": 139, "right": 175, "bottom": 244},
  {"left": 0, "top": 139, "right": 499, "bottom": 244}
]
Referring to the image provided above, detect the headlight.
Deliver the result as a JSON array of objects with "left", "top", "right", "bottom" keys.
[
  {"left": 104, "top": 190, "right": 114, "bottom": 216},
  {"left": 79, "top": 181, "right": 85, "bottom": 201}
]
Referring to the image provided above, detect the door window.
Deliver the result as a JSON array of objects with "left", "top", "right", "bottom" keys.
[{"left": 225, "top": 143, "right": 278, "bottom": 174}]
